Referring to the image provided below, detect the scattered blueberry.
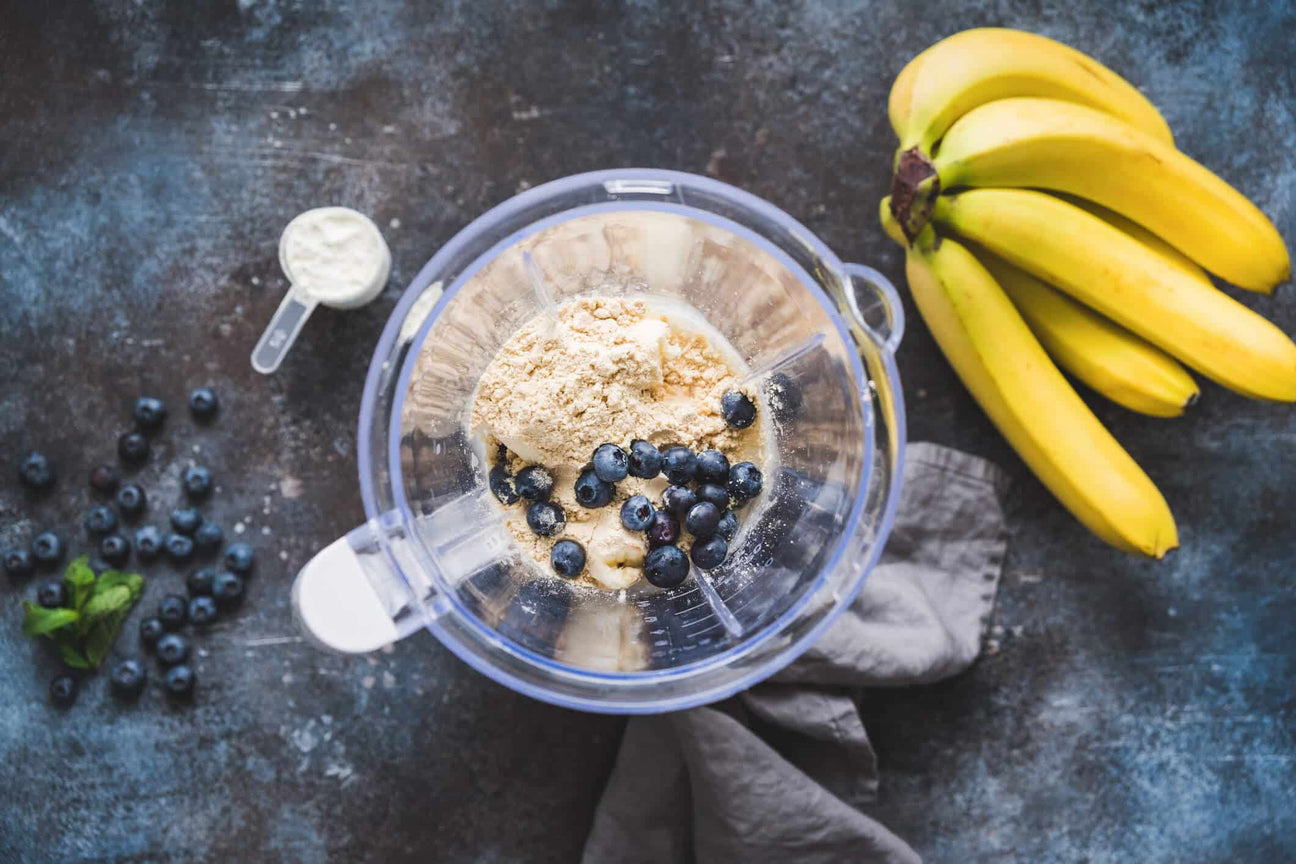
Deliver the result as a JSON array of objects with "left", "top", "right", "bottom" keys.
[
  {"left": 662, "top": 446, "right": 698, "bottom": 484},
  {"left": 550, "top": 539, "right": 587, "bottom": 579},
  {"left": 134, "top": 526, "right": 164, "bottom": 560},
  {"left": 766, "top": 372, "right": 804, "bottom": 421},
  {"left": 696, "top": 449, "right": 730, "bottom": 484},
  {"left": 89, "top": 463, "right": 120, "bottom": 494},
  {"left": 49, "top": 674, "right": 78, "bottom": 707},
  {"left": 182, "top": 465, "right": 212, "bottom": 500},
  {"left": 186, "top": 567, "right": 216, "bottom": 596},
  {"left": 163, "top": 664, "right": 195, "bottom": 696},
  {"left": 188, "top": 387, "right": 219, "bottom": 420},
  {"left": 18, "top": 451, "right": 55, "bottom": 490},
  {"left": 525, "top": 501, "right": 566, "bottom": 537},
  {"left": 685, "top": 502, "right": 722, "bottom": 538},
  {"left": 158, "top": 594, "right": 188, "bottom": 630},
  {"left": 628, "top": 440, "right": 663, "bottom": 479},
  {"left": 515, "top": 465, "right": 555, "bottom": 501},
  {"left": 115, "top": 483, "right": 146, "bottom": 517},
  {"left": 156, "top": 633, "right": 190, "bottom": 665},
  {"left": 727, "top": 462, "right": 763, "bottom": 502},
  {"left": 85, "top": 506, "right": 118, "bottom": 536},
  {"left": 690, "top": 536, "right": 729, "bottom": 570},
  {"left": 133, "top": 396, "right": 167, "bottom": 432},
  {"left": 488, "top": 465, "right": 519, "bottom": 504},
  {"left": 110, "top": 659, "right": 147, "bottom": 700},
  {"left": 4, "top": 548, "right": 34, "bottom": 579},
  {"left": 696, "top": 483, "right": 730, "bottom": 511},
  {"left": 720, "top": 390, "right": 757, "bottom": 429},
  {"left": 170, "top": 508, "right": 201, "bottom": 535},
  {"left": 620, "top": 495, "right": 655, "bottom": 532},
  {"left": 37, "top": 580, "right": 68, "bottom": 608},
  {"left": 646, "top": 511, "right": 681, "bottom": 549},
  {"left": 89, "top": 558, "right": 113, "bottom": 575},
  {"left": 193, "top": 520, "right": 224, "bottom": 553},
  {"left": 212, "top": 571, "right": 245, "bottom": 606},
  {"left": 99, "top": 534, "right": 131, "bottom": 567},
  {"left": 188, "top": 595, "right": 219, "bottom": 625},
  {"left": 574, "top": 469, "right": 614, "bottom": 509},
  {"left": 644, "top": 546, "right": 690, "bottom": 589},
  {"left": 662, "top": 485, "right": 698, "bottom": 518},
  {"left": 223, "top": 542, "right": 254, "bottom": 574},
  {"left": 117, "top": 431, "right": 150, "bottom": 464},
  {"left": 717, "top": 510, "right": 739, "bottom": 541},
  {"left": 164, "top": 533, "right": 195, "bottom": 562},
  {"left": 139, "top": 616, "right": 165, "bottom": 649},
  {"left": 592, "top": 444, "right": 629, "bottom": 483},
  {"left": 31, "top": 532, "right": 63, "bottom": 567}
]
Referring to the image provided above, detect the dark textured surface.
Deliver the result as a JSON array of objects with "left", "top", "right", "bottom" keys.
[{"left": 1, "top": 1, "right": 1293, "bottom": 862}]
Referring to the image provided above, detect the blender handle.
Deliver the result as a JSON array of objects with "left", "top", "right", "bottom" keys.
[{"left": 841, "top": 263, "right": 905, "bottom": 354}]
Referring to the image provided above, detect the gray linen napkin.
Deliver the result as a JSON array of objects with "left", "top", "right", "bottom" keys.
[{"left": 583, "top": 443, "right": 1009, "bottom": 864}]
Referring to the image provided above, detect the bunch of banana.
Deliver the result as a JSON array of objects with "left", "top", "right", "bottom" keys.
[{"left": 880, "top": 28, "right": 1295, "bottom": 557}]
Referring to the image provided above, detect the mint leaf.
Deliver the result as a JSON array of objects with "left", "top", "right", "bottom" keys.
[
  {"left": 21, "top": 602, "right": 79, "bottom": 638},
  {"left": 95, "top": 571, "right": 143, "bottom": 602},
  {"left": 83, "top": 585, "right": 132, "bottom": 621},
  {"left": 84, "top": 610, "right": 130, "bottom": 668},
  {"left": 63, "top": 556, "right": 96, "bottom": 612},
  {"left": 54, "top": 632, "right": 92, "bottom": 669}
]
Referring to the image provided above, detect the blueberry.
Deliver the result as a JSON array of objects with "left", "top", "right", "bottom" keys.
[
  {"left": 99, "top": 534, "right": 131, "bottom": 567},
  {"left": 133, "top": 396, "right": 167, "bottom": 432},
  {"left": 223, "top": 542, "right": 254, "bottom": 574},
  {"left": 550, "top": 539, "right": 587, "bottom": 579},
  {"left": 628, "top": 440, "right": 663, "bottom": 479},
  {"left": 31, "top": 532, "right": 63, "bottom": 567},
  {"left": 690, "top": 536, "right": 728, "bottom": 570},
  {"left": 662, "top": 485, "right": 698, "bottom": 518},
  {"left": 117, "top": 431, "right": 150, "bottom": 464},
  {"left": 592, "top": 444, "right": 629, "bottom": 483},
  {"left": 182, "top": 466, "right": 212, "bottom": 500},
  {"left": 696, "top": 449, "right": 730, "bottom": 484},
  {"left": 49, "top": 674, "right": 78, "bottom": 707},
  {"left": 488, "top": 465, "right": 519, "bottom": 504},
  {"left": 18, "top": 451, "right": 55, "bottom": 490},
  {"left": 85, "top": 505, "right": 118, "bottom": 535},
  {"left": 170, "top": 508, "right": 201, "bottom": 535},
  {"left": 646, "top": 511, "right": 681, "bottom": 549},
  {"left": 727, "top": 462, "right": 763, "bottom": 502},
  {"left": 37, "top": 580, "right": 68, "bottom": 608},
  {"left": 685, "top": 502, "right": 722, "bottom": 538},
  {"left": 158, "top": 594, "right": 188, "bottom": 630},
  {"left": 662, "top": 446, "right": 698, "bottom": 484},
  {"left": 89, "top": 463, "right": 120, "bottom": 494},
  {"left": 766, "top": 372, "right": 804, "bottom": 421},
  {"left": 163, "top": 664, "right": 195, "bottom": 696},
  {"left": 720, "top": 390, "right": 757, "bottom": 429},
  {"left": 88, "top": 558, "right": 113, "bottom": 575},
  {"left": 134, "top": 526, "right": 163, "bottom": 560},
  {"left": 156, "top": 633, "right": 190, "bottom": 665},
  {"left": 164, "top": 534, "right": 195, "bottom": 562},
  {"left": 115, "top": 483, "right": 146, "bottom": 517},
  {"left": 644, "top": 546, "right": 690, "bottom": 589},
  {"left": 110, "top": 659, "right": 147, "bottom": 700},
  {"left": 620, "top": 495, "right": 655, "bottom": 532},
  {"left": 716, "top": 510, "right": 739, "bottom": 541},
  {"left": 139, "top": 616, "right": 165, "bottom": 649},
  {"left": 188, "top": 387, "right": 219, "bottom": 420},
  {"left": 4, "top": 547, "right": 34, "bottom": 578},
  {"left": 193, "top": 520, "right": 224, "bottom": 553},
  {"left": 574, "top": 469, "right": 614, "bottom": 509},
  {"left": 515, "top": 465, "right": 554, "bottom": 502},
  {"left": 697, "top": 483, "right": 730, "bottom": 511},
  {"left": 188, "top": 595, "right": 219, "bottom": 625},
  {"left": 525, "top": 501, "right": 566, "bottom": 537},
  {"left": 212, "top": 571, "right": 245, "bottom": 606},
  {"left": 186, "top": 567, "right": 216, "bottom": 596}
]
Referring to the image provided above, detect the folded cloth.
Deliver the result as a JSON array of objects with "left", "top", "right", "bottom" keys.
[{"left": 582, "top": 443, "right": 1009, "bottom": 864}]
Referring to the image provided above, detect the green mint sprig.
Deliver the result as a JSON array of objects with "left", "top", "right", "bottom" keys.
[{"left": 21, "top": 556, "right": 144, "bottom": 668}]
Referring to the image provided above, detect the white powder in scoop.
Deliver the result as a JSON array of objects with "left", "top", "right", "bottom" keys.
[{"left": 281, "top": 207, "right": 389, "bottom": 304}]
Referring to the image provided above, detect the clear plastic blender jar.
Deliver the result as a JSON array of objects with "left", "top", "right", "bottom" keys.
[{"left": 292, "top": 169, "right": 906, "bottom": 714}]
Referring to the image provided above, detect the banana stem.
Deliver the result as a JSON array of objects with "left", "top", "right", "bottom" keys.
[{"left": 889, "top": 147, "right": 942, "bottom": 243}]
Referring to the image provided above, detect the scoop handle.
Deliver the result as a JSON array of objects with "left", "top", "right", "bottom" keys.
[{"left": 251, "top": 289, "right": 318, "bottom": 374}]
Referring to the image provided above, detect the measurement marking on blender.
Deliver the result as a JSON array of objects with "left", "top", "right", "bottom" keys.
[{"left": 738, "top": 332, "right": 826, "bottom": 388}]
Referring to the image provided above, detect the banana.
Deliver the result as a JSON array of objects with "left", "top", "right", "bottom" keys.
[
  {"left": 933, "top": 189, "right": 1296, "bottom": 401},
  {"left": 931, "top": 98, "right": 1291, "bottom": 292},
  {"left": 887, "top": 214, "right": 1178, "bottom": 557},
  {"left": 1059, "top": 195, "right": 1213, "bottom": 285},
  {"left": 976, "top": 250, "right": 1200, "bottom": 418},
  {"left": 889, "top": 28, "right": 1172, "bottom": 153}
]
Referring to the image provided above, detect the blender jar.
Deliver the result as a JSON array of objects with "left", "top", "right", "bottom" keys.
[{"left": 292, "top": 169, "right": 906, "bottom": 714}]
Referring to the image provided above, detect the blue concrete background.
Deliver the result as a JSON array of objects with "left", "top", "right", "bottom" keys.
[{"left": 1, "top": 1, "right": 1293, "bottom": 861}]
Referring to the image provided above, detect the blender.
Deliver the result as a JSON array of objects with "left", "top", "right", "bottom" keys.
[{"left": 291, "top": 169, "right": 907, "bottom": 714}]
